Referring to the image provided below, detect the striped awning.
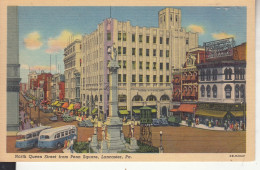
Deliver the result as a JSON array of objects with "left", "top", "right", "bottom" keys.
[
  {"left": 196, "top": 109, "right": 227, "bottom": 118},
  {"left": 91, "top": 108, "right": 97, "bottom": 114},
  {"left": 119, "top": 110, "right": 129, "bottom": 115},
  {"left": 230, "top": 111, "right": 245, "bottom": 117},
  {"left": 78, "top": 107, "right": 85, "bottom": 112},
  {"left": 51, "top": 101, "right": 59, "bottom": 106},
  {"left": 133, "top": 109, "right": 140, "bottom": 114},
  {"left": 83, "top": 107, "right": 89, "bottom": 112},
  {"left": 74, "top": 103, "right": 81, "bottom": 109},
  {"left": 151, "top": 109, "right": 157, "bottom": 113},
  {"left": 67, "top": 104, "right": 74, "bottom": 110},
  {"left": 62, "top": 102, "right": 69, "bottom": 108}
]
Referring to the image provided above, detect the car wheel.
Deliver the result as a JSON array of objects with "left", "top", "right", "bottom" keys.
[{"left": 57, "top": 143, "right": 62, "bottom": 149}]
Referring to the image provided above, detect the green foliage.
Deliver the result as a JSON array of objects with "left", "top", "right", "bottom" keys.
[
  {"left": 124, "top": 137, "right": 130, "bottom": 144},
  {"left": 73, "top": 142, "right": 93, "bottom": 153},
  {"left": 136, "top": 140, "right": 159, "bottom": 153}
]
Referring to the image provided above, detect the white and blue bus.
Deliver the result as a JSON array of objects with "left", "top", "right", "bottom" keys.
[
  {"left": 38, "top": 125, "right": 77, "bottom": 149},
  {"left": 16, "top": 126, "right": 51, "bottom": 148}
]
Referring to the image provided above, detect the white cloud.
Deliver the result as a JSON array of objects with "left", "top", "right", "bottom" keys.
[
  {"left": 23, "top": 31, "right": 43, "bottom": 50},
  {"left": 212, "top": 32, "right": 235, "bottom": 40},
  {"left": 187, "top": 24, "right": 205, "bottom": 35}
]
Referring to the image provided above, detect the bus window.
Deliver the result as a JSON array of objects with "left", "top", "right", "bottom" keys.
[
  {"left": 37, "top": 131, "right": 40, "bottom": 136},
  {"left": 56, "top": 133, "right": 60, "bottom": 138},
  {"left": 54, "top": 135, "right": 57, "bottom": 139},
  {"left": 33, "top": 133, "right": 37, "bottom": 137},
  {"left": 69, "top": 130, "right": 72, "bottom": 134},
  {"left": 17, "top": 135, "right": 25, "bottom": 140},
  {"left": 40, "top": 135, "right": 50, "bottom": 139},
  {"left": 71, "top": 129, "right": 75, "bottom": 134},
  {"left": 65, "top": 131, "right": 68, "bottom": 136},
  {"left": 61, "top": 132, "right": 64, "bottom": 137},
  {"left": 26, "top": 134, "right": 32, "bottom": 139}
]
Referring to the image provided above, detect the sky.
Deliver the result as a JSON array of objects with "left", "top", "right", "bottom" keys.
[{"left": 19, "top": 6, "right": 247, "bottom": 83}]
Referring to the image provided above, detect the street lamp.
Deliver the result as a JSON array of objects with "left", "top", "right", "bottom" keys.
[
  {"left": 88, "top": 137, "right": 92, "bottom": 153},
  {"left": 159, "top": 131, "right": 163, "bottom": 153}
]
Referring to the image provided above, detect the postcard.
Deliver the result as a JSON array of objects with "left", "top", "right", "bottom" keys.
[{"left": 0, "top": 0, "right": 255, "bottom": 162}]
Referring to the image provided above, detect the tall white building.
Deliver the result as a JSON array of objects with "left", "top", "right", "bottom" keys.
[{"left": 80, "top": 8, "right": 198, "bottom": 120}]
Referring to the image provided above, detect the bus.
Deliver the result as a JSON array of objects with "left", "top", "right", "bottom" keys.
[
  {"left": 38, "top": 125, "right": 77, "bottom": 149},
  {"left": 16, "top": 126, "right": 51, "bottom": 148}
]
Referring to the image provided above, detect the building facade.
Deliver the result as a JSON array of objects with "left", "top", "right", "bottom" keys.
[
  {"left": 64, "top": 39, "right": 82, "bottom": 103},
  {"left": 80, "top": 8, "right": 198, "bottom": 120},
  {"left": 19, "top": 83, "right": 27, "bottom": 94},
  {"left": 51, "top": 73, "right": 65, "bottom": 101}
]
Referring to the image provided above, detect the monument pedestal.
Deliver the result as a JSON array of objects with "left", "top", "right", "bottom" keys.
[
  {"left": 128, "top": 137, "right": 139, "bottom": 151},
  {"left": 100, "top": 140, "right": 109, "bottom": 153}
]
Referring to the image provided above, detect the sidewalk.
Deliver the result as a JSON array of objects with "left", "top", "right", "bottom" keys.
[{"left": 180, "top": 121, "right": 225, "bottom": 131}]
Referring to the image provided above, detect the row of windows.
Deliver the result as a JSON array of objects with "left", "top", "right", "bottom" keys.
[
  {"left": 82, "top": 94, "right": 102, "bottom": 102},
  {"left": 117, "top": 32, "right": 170, "bottom": 45},
  {"left": 54, "top": 129, "right": 76, "bottom": 139},
  {"left": 118, "top": 74, "right": 170, "bottom": 83},
  {"left": 200, "top": 68, "right": 245, "bottom": 81},
  {"left": 64, "top": 45, "right": 76, "bottom": 56},
  {"left": 117, "top": 47, "right": 169, "bottom": 57},
  {"left": 118, "top": 61, "right": 169, "bottom": 70},
  {"left": 200, "top": 84, "right": 245, "bottom": 99}
]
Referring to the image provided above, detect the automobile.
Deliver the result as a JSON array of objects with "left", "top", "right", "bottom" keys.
[
  {"left": 152, "top": 118, "right": 160, "bottom": 126},
  {"left": 168, "top": 116, "right": 181, "bottom": 126},
  {"left": 63, "top": 115, "right": 74, "bottom": 122},
  {"left": 159, "top": 118, "right": 168, "bottom": 126},
  {"left": 49, "top": 115, "right": 58, "bottom": 121},
  {"left": 78, "top": 119, "right": 94, "bottom": 127}
]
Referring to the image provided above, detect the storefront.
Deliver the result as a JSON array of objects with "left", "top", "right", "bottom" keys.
[{"left": 170, "top": 104, "right": 196, "bottom": 120}]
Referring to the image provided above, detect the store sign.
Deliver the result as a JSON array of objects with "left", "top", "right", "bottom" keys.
[
  {"left": 118, "top": 106, "right": 127, "bottom": 110},
  {"left": 204, "top": 38, "right": 235, "bottom": 59}
]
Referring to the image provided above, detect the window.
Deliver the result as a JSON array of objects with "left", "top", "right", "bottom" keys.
[
  {"left": 201, "top": 85, "right": 205, "bottom": 97},
  {"left": 160, "top": 50, "right": 163, "bottom": 57},
  {"left": 65, "top": 131, "right": 68, "bottom": 136},
  {"left": 139, "top": 75, "right": 143, "bottom": 82},
  {"left": 118, "top": 32, "right": 121, "bottom": 41},
  {"left": 146, "top": 49, "right": 150, "bottom": 56},
  {"left": 153, "top": 36, "right": 156, "bottom": 43},
  {"left": 118, "top": 46, "right": 122, "bottom": 55},
  {"left": 132, "top": 61, "right": 136, "bottom": 69},
  {"left": 118, "top": 74, "right": 121, "bottom": 82},
  {"left": 123, "top": 61, "right": 126, "bottom": 69},
  {"left": 213, "top": 69, "right": 218, "bottom": 80},
  {"left": 186, "top": 39, "right": 189, "bottom": 45},
  {"left": 153, "top": 49, "right": 156, "bottom": 56},
  {"left": 228, "top": 68, "right": 232, "bottom": 80},
  {"left": 139, "top": 48, "right": 143, "bottom": 56},
  {"left": 132, "top": 75, "right": 136, "bottom": 82},
  {"left": 166, "top": 50, "right": 169, "bottom": 57},
  {"left": 123, "top": 74, "right": 126, "bottom": 82},
  {"left": 166, "top": 38, "right": 169, "bottom": 45},
  {"left": 166, "top": 63, "right": 169, "bottom": 70},
  {"left": 224, "top": 68, "right": 228, "bottom": 80},
  {"left": 146, "top": 75, "right": 150, "bottom": 82},
  {"left": 146, "top": 36, "right": 150, "bottom": 43},
  {"left": 235, "top": 84, "right": 240, "bottom": 98},
  {"left": 118, "top": 60, "right": 121, "bottom": 68},
  {"left": 56, "top": 133, "right": 60, "bottom": 138},
  {"left": 153, "top": 62, "right": 156, "bottom": 70},
  {"left": 139, "top": 61, "right": 143, "bottom": 69},
  {"left": 61, "top": 132, "right": 64, "bottom": 137},
  {"left": 107, "top": 32, "right": 111, "bottom": 41},
  {"left": 100, "top": 95, "right": 102, "bottom": 102},
  {"left": 166, "top": 75, "right": 169, "bottom": 82},
  {"left": 160, "top": 75, "right": 163, "bottom": 82},
  {"left": 33, "top": 133, "right": 36, "bottom": 137},
  {"left": 146, "top": 62, "right": 150, "bottom": 70},
  {"left": 213, "top": 85, "right": 217, "bottom": 98},
  {"left": 240, "top": 85, "right": 245, "bottom": 98},
  {"left": 206, "top": 85, "right": 211, "bottom": 97},
  {"left": 139, "top": 35, "right": 143, "bottom": 43},
  {"left": 160, "top": 37, "right": 163, "bottom": 44},
  {"left": 123, "top": 47, "right": 126, "bottom": 55},
  {"left": 225, "top": 85, "right": 232, "bottom": 99},
  {"left": 240, "top": 69, "right": 245, "bottom": 80},
  {"left": 123, "top": 33, "right": 126, "bottom": 41},
  {"left": 153, "top": 75, "right": 156, "bottom": 82},
  {"left": 132, "top": 34, "right": 135, "bottom": 42},
  {"left": 235, "top": 68, "right": 240, "bottom": 80},
  {"left": 160, "top": 63, "right": 163, "bottom": 70},
  {"left": 132, "top": 48, "right": 136, "bottom": 55},
  {"left": 206, "top": 69, "right": 211, "bottom": 81}
]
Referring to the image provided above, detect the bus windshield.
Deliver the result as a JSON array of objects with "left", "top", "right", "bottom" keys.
[
  {"left": 16, "top": 135, "right": 25, "bottom": 140},
  {"left": 25, "top": 134, "right": 32, "bottom": 139},
  {"left": 40, "top": 135, "right": 50, "bottom": 140}
]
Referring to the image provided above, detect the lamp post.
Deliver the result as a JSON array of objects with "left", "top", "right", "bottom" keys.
[
  {"left": 159, "top": 131, "right": 164, "bottom": 153},
  {"left": 88, "top": 137, "right": 91, "bottom": 153}
]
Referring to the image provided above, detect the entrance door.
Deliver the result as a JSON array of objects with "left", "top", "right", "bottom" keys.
[{"left": 162, "top": 106, "right": 167, "bottom": 117}]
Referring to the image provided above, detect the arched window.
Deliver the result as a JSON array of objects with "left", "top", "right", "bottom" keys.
[
  {"left": 206, "top": 85, "right": 211, "bottom": 97},
  {"left": 225, "top": 85, "right": 232, "bottom": 99},
  {"left": 95, "top": 95, "right": 98, "bottom": 101},
  {"left": 240, "top": 69, "right": 245, "bottom": 80},
  {"left": 200, "top": 70, "right": 205, "bottom": 81},
  {"left": 206, "top": 69, "right": 211, "bottom": 81},
  {"left": 235, "top": 67, "right": 240, "bottom": 80},
  {"left": 132, "top": 95, "right": 143, "bottom": 101},
  {"left": 224, "top": 68, "right": 228, "bottom": 80},
  {"left": 228, "top": 68, "right": 232, "bottom": 80},
  {"left": 160, "top": 95, "right": 170, "bottom": 101},
  {"left": 146, "top": 95, "right": 157, "bottom": 101},
  {"left": 212, "top": 69, "right": 218, "bottom": 80},
  {"left": 201, "top": 85, "right": 205, "bottom": 97},
  {"left": 235, "top": 84, "right": 240, "bottom": 98},
  {"left": 212, "top": 85, "right": 217, "bottom": 98},
  {"left": 240, "top": 85, "right": 245, "bottom": 98},
  {"left": 118, "top": 95, "right": 127, "bottom": 102}
]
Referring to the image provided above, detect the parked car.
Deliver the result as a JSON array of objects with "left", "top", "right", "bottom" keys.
[
  {"left": 159, "top": 118, "right": 168, "bottom": 126},
  {"left": 49, "top": 115, "right": 58, "bottom": 121},
  {"left": 168, "top": 116, "right": 181, "bottom": 126},
  {"left": 78, "top": 119, "right": 94, "bottom": 127},
  {"left": 152, "top": 118, "right": 160, "bottom": 126},
  {"left": 63, "top": 115, "right": 74, "bottom": 122}
]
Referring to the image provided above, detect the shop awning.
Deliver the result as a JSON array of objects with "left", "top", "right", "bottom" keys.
[
  {"left": 196, "top": 109, "right": 227, "bottom": 118},
  {"left": 119, "top": 110, "right": 129, "bottom": 115},
  {"left": 56, "top": 102, "right": 63, "bottom": 107},
  {"left": 51, "top": 101, "right": 59, "bottom": 106},
  {"left": 83, "top": 107, "right": 89, "bottom": 112},
  {"left": 140, "top": 106, "right": 153, "bottom": 110},
  {"left": 170, "top": 104, "right": 196, "bottom": 113},
  {"left": 133, "top": 109, "right": 140, "bottom": 114},
  {"left": 231, "top": 111, "right": 245, "bottom": 117},
  {"left": 170, "top": 108, "right": 179, "bottom": 112},
  {"left": 91, "top": 108, "right": 97, "bottom": 114},
  {"left": 67, "top": 104, "right": 74, "bottom": 110},
  {"left": 151, "top": 109, "right": 157, "bottom": 113},
  {"left": 78, "top": 107, "right": 85, "bottom": 112},
  {"left": 74, "top": 103, "right": 81, "bottom": 110},
  {"left": 62, "top": 102, "right": 69, "bottom": 108}
]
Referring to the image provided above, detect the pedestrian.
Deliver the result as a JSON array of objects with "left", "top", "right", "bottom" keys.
[
  {"left": 67, "top": 139, "right": 70, "bottom": 150},
  {"left": 224, "top": 121, "right": 227, "bottom": 131},
  {"left": 209, "top": 121, "right": 211, "bottom": 128},
  {"left": 64, "top": 139, "right": 68, "bottom": 148},
  {"left": 70, "top": 138, "right": 74, "bottom": 153}
]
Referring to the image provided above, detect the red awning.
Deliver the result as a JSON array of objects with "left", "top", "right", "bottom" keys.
[
  {"left": 74, "top": 103, "right": 81, "bottom": 109},
  {"left": 62, "top": 102, "right": 69, "bottom": 108},
  {"left": 170, "top": 104, "right": 197, "bottom": 113}
]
